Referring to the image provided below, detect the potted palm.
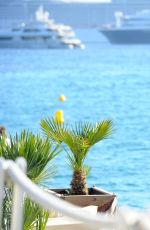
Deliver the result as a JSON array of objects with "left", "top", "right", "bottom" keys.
[{"left": 40, "top": 118, "right": 117, "bottom": 214}]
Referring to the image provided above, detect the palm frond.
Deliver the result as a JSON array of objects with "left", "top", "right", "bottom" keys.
[
  {"left": 61, "top": 130, "right": 83, "bottom": 154},
  {"left": 24, "top": 198, "right": 49, "bottom": 230},
  {"left": 32, "top": 163, "right": 57, "bottom": 186},
  {"left": 72, "top": 122, "right": 93, "bottom": 138},
  {"left": 88, "top": 120, "right": 113, "bottom": 146},
  {"left": 0, "top": 130, "right": 61, "bottom": 185},
  {"left": 40, "top": 118, "right": 67, "bottom": 143}
]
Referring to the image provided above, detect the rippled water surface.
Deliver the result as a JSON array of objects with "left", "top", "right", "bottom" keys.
[{"left": 0, "top": 31, "right": 150, "bottom": 209}]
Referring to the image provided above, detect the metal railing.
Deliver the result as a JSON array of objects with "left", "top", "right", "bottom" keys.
[{"left": 0, "top": 157, "right": 150, "bottom": 230}]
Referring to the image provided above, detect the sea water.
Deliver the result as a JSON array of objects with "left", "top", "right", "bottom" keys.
[{"left": 0, "top": 30, "right": 150, "bottom": 209}]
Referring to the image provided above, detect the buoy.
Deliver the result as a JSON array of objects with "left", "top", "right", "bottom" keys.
[
  {"left": 55, "top": 110, "right": 64, "bottom": 124},
  {"left": 58, "top": 94, "right": 66, "bottom": 102}
]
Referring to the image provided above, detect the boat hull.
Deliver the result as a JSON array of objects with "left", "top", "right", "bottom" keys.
[
  {"left": 100, "top": 29, "right": 150, "bottom": 44},
  {"left": 0, "top": 37, "right": 69, "bottom": 49}
]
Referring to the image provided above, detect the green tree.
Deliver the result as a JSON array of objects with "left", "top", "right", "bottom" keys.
[
  {"left": 0, "top": 130, "right": 61, "bottom": 229},
  {"left": 40, "top": 118, "right": 113, "bottom": 195}
]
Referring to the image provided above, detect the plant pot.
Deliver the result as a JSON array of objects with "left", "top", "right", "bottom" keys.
[
  {"left": 46, "top": 186, "right": 117, "bottom": 214},
  {"left": 45, "top": 187, "right": 117, "bottom": 230}
]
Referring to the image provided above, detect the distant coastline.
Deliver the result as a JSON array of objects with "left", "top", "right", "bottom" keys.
[{"left": 0, "top": 1, "right": 150, "bottom": 27}]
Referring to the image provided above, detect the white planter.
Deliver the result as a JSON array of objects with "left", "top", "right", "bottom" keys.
[{"left": 46, "top": 206, "right": 100, "bottom": 230}]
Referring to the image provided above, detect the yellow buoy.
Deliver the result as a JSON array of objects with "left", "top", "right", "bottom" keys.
[
  {"left": 58, "top": 94, "right": 66, "bottom": 102},
  {"left": 55, "top": 110, "right": 64, "bottom": 124}
]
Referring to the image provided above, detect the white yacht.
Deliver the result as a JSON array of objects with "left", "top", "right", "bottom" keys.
[
  {"left": 100, "top": 9, "right": 150, "bottom": 44},
  {"left": 35, "top": 6, "right": 86, "bottom": 49},
  {"left": 0, "top": 23, "right": 71, "bottom": 49},
  {"left": 0, "top": 6, "right": 85, "bottom": 49}
]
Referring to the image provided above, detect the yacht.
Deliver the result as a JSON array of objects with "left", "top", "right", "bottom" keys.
[
  {"left": 0, "top": 6, "right": 85, "bottom": 49},
  {"left": 99, "top": 10, "right": 150, "bottom": 44},
  {"left": 0, "top": 23, "right": 72, "bottom": 49},
  {"left": 35, "top": 6, "right": 85, "bottom": 49}
]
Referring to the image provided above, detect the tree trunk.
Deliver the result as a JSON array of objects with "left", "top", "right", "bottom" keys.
[{"left": 70, "top": 170, "right": 88, "bottom": 195}]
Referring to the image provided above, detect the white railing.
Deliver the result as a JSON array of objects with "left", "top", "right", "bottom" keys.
[{"left": 0, "top": 157, "right": 150, "bottom": 230}]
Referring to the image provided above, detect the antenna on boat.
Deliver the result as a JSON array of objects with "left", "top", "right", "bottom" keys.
[{"left": 35, "top": 5, "right": 50, "bottom": 23}]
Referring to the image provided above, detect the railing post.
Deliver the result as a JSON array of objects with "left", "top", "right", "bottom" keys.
[
  {"left": 10, "top": 158, "right": 27, "bottom": 230},
  {"left": 0, "top": 158, "right": 5, "bottom": 229}
]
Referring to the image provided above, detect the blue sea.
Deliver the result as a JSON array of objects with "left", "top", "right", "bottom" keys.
[{"left": 0, "top": 29, "right": 150, "bottom": 210}]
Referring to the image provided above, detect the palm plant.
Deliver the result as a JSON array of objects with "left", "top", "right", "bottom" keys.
[
  {"left": 0, "top": 130, "right": 60, "bottom": 185},
  {"left": 0, "top": 130, "right": 61, "bottom": 229},
  {"left": 40, "top": 118, "right": 113, "bottom": 195}
]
